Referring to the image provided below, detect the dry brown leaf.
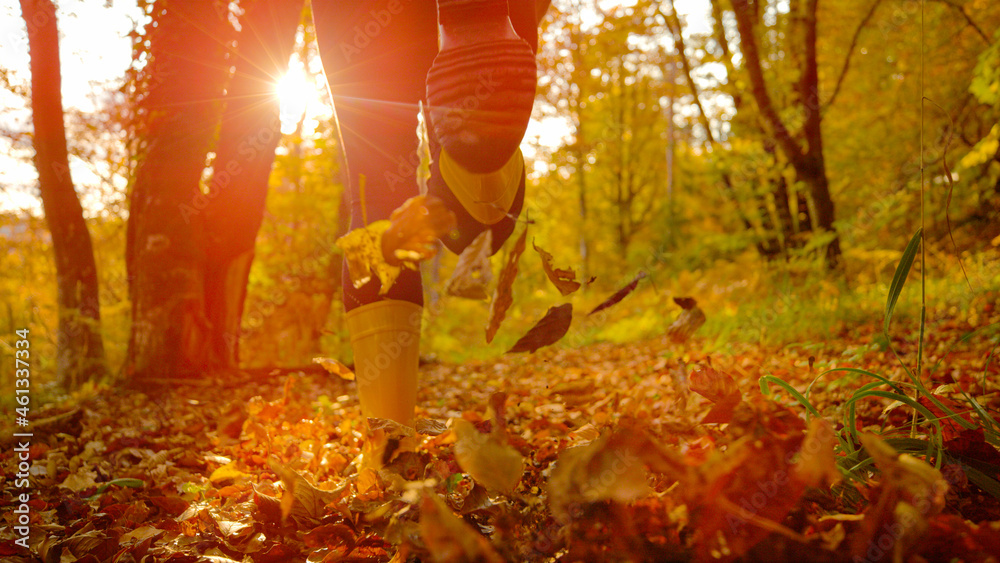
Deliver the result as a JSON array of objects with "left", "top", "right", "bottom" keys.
[
  {"left": 452, "top": 418, "right": 524, "bottom": 495},
  {"left": 547, "top": 429, "right": 651, "bottom": 521},
  {"left": 506, "top": 303, "right": 573, "bottom": 354},
  {"left": 588, "top": 271, "right": 647, "bottom": 316},
  {"left": 419, "top": 492, "right": 505, "bottom": 563},
  {"left": 445, "top": 230, "right": 492, "bottom": 300},
  {"left": 533, "top": 238, "right": 581, "bottom": 295},
  {"left": 486, "top": 227, "right": 527, "bottom": 343},
  {"left": 666, "top": 301, "right": 706, "bottom": 343}
]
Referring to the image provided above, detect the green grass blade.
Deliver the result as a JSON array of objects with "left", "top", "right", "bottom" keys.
[
  {"left": 884, "top": 228, "right": 922, "bottom": 336},
  {"left": 759, "top": 375, "right": 820, "bottom": 419}
]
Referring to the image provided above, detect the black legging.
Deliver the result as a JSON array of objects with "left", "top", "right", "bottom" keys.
[{"left": 312, "top": 0, "right": 539, "bottom": 311}]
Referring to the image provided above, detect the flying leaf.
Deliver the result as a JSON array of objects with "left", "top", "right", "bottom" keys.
[
  {"left": 312, "top": 357, "right": 354, "bottom": 381},
  {"left": 335, "top": 220, "right": 400, "bottom": 293},
  {"left": 666, "top": 300, "right": 706, "bottom": 343},
  {"left": 588, "top": 271, "right": 647, "bottom": 316},
  {"left": 547, "top": 429, "right": 650, "bottom": 521},
  {"left": 533, "top": 238, "right": 581, "bottom": 295},
  {"left": 383, "top": 195, "right": 457, "bottom": 265},
  {"left": 452, "top": 418, "right": 524, "bottom": 495},
  {"left": 486, "top": 228, "right": 528, "bottom": 343},
  {"left": 445, "top": 230, "right": 492, "bottom": 300},
  {"left": 673, "top": 296, "right": 697, "bottom": 310},
  {"left": 506, "top": 303, "right": 573, "bottom": 354},
  {"left": 419, "top": 492, "right": 505, "bottom": 563}
]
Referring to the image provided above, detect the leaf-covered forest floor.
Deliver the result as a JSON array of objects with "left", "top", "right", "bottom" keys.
[{"left": 4, "top": 306, "right": 1000, "bottom": 562}]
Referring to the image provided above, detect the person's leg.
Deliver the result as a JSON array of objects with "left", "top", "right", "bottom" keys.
[
  {"left": 313, "top": 1, "right": 438, "bottom": 426},
  {"left": 425, "top": 0, "right": 542, "bottom": 254}
]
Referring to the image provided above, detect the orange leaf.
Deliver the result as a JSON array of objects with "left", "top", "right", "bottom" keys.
[
  {"left": 533, "top": 238, "right": 581, "bottom": 295},
  {"left": 486, "top": 228, "right": 527, "bottom": 343},
  {"left": 312, "top": 357, "right": 354, "bottom": 381},
  {"left": 506, "top": 303, "right": 573, "bottom": 354},
  {"left": 419, "top": 492, "right": 505, "bottom": 563},
  {"left": 689, "top": 364, "right": 742, "bottom": 425}
]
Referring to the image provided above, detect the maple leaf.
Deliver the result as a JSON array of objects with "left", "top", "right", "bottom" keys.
[
  {"left": 533, "top": 238, "right": 581, "bottom": 295},
  {"left": 486, "top": 227, "right": 527, "bottom": 343},
  {"left": 588, "top": 271, "right": 647, "bottom": 316},
  {"left": 507, "top": 303, "right": 573, "bottom": 354},
  {"left": 688, "top": 363, "right": 743, "bottom": 424},
  {"left": 445, "top": 230, "right": 492, "bottom": 300}
]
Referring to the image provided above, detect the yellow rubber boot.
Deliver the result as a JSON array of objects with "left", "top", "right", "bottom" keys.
[
  {"left": 439, "top": 147, "right": 524, "bottom": 226},
  {"left": 346, "top": 300, "right": 422, "bottom": 427}
]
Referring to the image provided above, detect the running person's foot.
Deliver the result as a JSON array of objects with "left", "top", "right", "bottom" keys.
[{"left": 425, "top": 0, "right": 536, "bottom": 174}]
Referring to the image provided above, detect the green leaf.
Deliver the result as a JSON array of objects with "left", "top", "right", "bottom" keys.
[{"left": 884, "top": 229, "right": 922, "bottom": 336}]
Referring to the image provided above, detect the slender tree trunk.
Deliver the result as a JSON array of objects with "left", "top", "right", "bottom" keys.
[
  {"left": 202, "top": 0, "right": 303, "bottom": 369},
  {"left": 20, "top": 0, "right": 106, "bottom": 388},
  {"left": 126, "top": 1, "right": 231, "bottom": 381}
]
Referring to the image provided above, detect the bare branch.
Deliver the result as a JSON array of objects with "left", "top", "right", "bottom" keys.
[{"left": 823, "top": 0, "right": 882, "bottom": 112}]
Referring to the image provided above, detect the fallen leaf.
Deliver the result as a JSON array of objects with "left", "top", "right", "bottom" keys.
[
  {"left": 313, "top": 357, "right": 354, "bottom": 381},
  {"left": 533, "top": 238, "right": 581, "bottom": 295},
  {"left": 445, "top": 230, "right": 493, "bottom": 300},
  {"left": 688, "top": 363, "right": 743, "bottom": 424},
  {"left": 452, "top": 418, "right": 524, "bottom": 495},
  {"left": 794, "top": 417, "right": 842, "bottom": 488},
  {"left": 507, "top": 303, "right": 573, "bottom": 354},
  {"left": 486, "top": 228, "right": 528, "bottom": 343},
  {"left": 588, "top": 271, "right": 647, "bottom": 316}
]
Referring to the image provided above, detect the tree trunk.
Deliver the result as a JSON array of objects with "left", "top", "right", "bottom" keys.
[
  {"left": 202, "top": 0, "right": 303, "bottom": 369},
  {"left": 728, "top": 0, "right": 841, "bottom": 267},
  {"left": 20, "top": 0, "right": 106, "bottom": 388},
  {"left": 126, "top": 1, "right": 231, "bottom": 381}
]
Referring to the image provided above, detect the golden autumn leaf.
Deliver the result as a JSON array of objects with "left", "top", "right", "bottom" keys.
[
  {"left": 794, "top": 417, "right": 841, "bottom": 488},
  {"left": 486, "top": 227, "right": 527, "bottom": 343},
  {"left": 336, "top": 196, "right": 455, "bottom": 295},
  {"left": 445, "top": 230, "right": 492, "bottom": 300},
  {"left": 452, "top": 418, "right": 524, "bottom": 495},
  {"left": 532, "top": 238, "right": 581, "bottom": 295},
  {"left": 335, "top": 220, "right": 401, "bottom": 293},
  {"left": 383, "top": 195, "right": 456, "bottom": 265},
  {"left": 312, "top": 357, "right": 354, "bottom": 381}
]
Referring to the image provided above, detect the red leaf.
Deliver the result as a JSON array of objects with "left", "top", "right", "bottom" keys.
[
  {"left": 588, "top": 271, "right": 647, "bottom": 316},
  {"left": 507, "top": 303, "right": 573, "bottom": 354},
  {"left": 486, "top": 228, "right": 528, "bottom": 343}
]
